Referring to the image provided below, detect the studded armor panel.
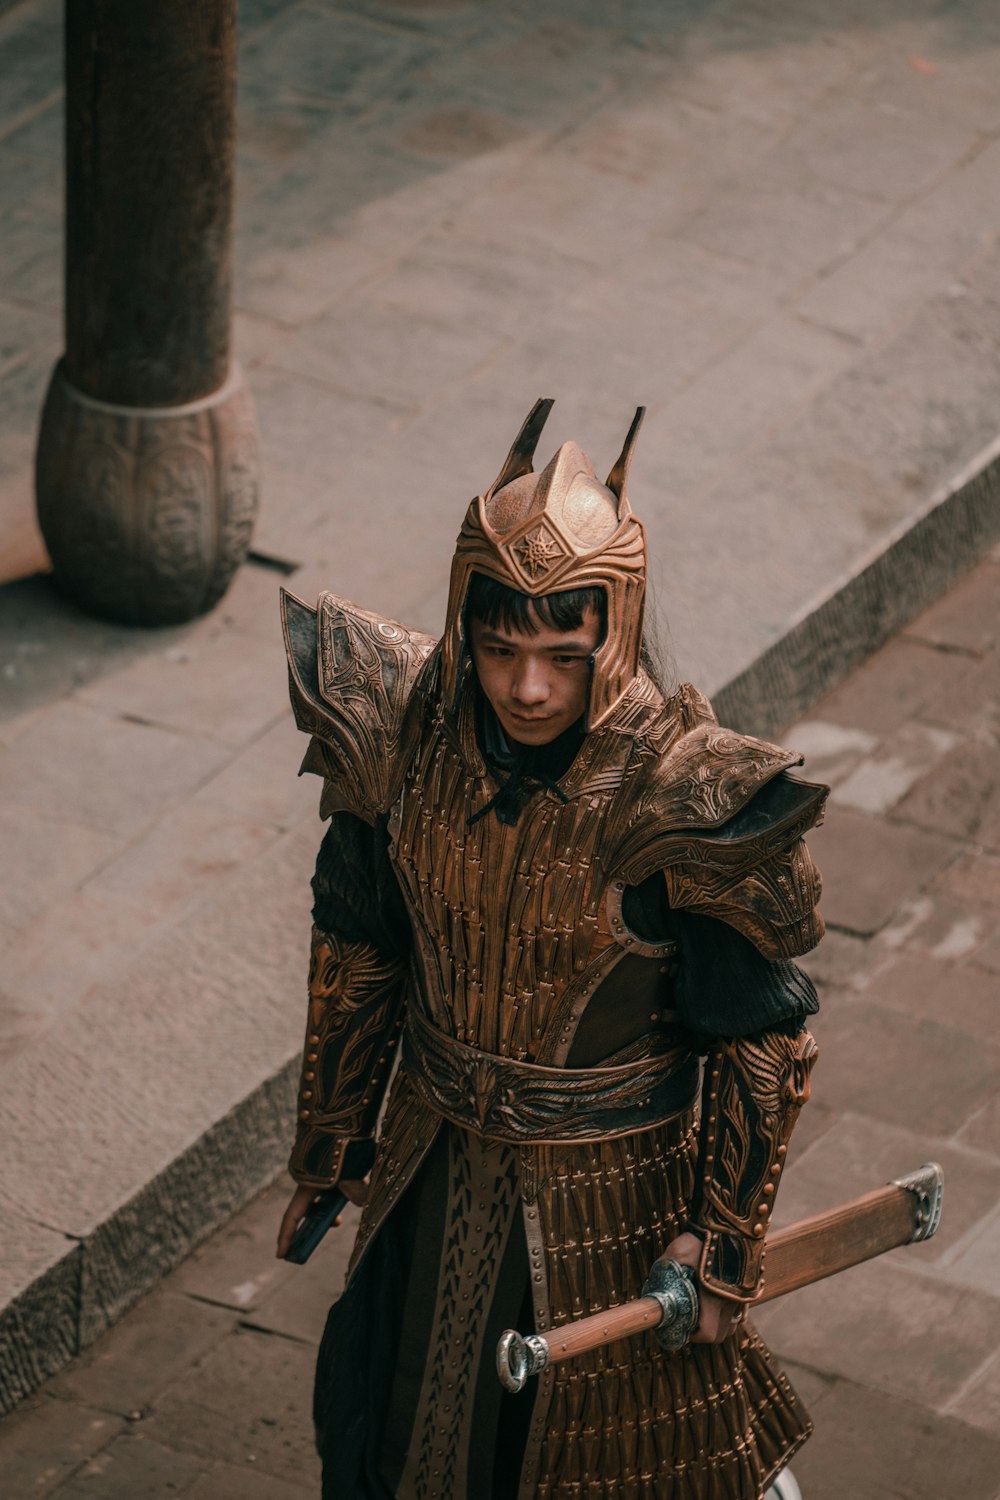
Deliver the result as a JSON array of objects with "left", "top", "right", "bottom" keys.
[
  {"left": 288, "top": 926, "right": 407, "bottom": 1189},
  {"left": 690, "top": 1028, "right": 819, "bottom": 1299}
]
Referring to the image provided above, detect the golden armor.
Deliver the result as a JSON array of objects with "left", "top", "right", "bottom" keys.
[{"left": 281, "top": 401, "right": 826, "bottom": 1499}]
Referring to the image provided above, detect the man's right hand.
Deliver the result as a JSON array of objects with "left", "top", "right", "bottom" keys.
[{"left": 275, "top": 1177, "right": 369, "bottom": 1260}]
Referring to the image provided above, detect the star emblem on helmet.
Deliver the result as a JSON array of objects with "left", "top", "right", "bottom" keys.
[{"left": 512, "top": 523, "right": 565, "bottom": 579}]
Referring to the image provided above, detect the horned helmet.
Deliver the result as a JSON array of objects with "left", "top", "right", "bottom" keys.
[{"left": 441, "top": 398, "right": 647, "bottom": 730}]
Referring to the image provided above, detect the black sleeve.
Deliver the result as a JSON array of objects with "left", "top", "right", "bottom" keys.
[
  {"left": 310, "top": 812, "right": 411, "bottom": 959},
  {"left": 621, "top": 873, "right": 818, "bottom": 1040},
  {"left": 673, "top": 907, "right": 819, "bottom": 1039}
]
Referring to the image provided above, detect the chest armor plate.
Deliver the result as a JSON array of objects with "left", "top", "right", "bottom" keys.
[{"left": 386, "top": 712, "right": 671, "bottom": 1065}]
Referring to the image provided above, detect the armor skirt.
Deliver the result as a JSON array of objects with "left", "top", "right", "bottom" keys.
[{"left": 314, "top": 1100, "right": 810, "bottom": 1500}]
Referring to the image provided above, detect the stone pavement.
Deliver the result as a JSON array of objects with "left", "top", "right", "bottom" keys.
[
  {"left": 3, "top": 0, "right": 1000, "bottom": 1427},
  {"left": 1, "top": 551, "right": 998, "bottom": 1498}
]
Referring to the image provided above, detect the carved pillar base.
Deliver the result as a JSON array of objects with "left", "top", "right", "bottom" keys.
[{"left": 35, "top": 360, "right": 259, "bottom": 625}]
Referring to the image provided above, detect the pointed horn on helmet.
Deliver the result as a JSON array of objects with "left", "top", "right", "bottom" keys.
[
  {"left": 606, "top": 406, "right": 646, "bottom": 509},
  {"left": 485, "top": 397, "right": 555, "bottom": 498}
]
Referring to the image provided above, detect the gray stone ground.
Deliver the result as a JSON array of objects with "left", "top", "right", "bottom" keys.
[
  {"left": 1, "top": 551, "right": 998, "bottom": 1498},
  {"left": 2, "top": 0, "right": 1000, "bottom": 1469}
]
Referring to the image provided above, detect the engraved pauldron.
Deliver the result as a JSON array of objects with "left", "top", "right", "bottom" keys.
[
  {"left": 289, "top": 926, "right": 406, "bottom": 1188},
  {"left": 281, "top": 588, "right": 435, "bottom": 824},
  {"left": 402, "top": 1007, "right": 699, "bottom": 1144},
  {"left": 665, "top": 836, "right": 824, "bottom": 960},
  {"left": 691, "top": 1027, "right": 818, "bottom": 1298}
]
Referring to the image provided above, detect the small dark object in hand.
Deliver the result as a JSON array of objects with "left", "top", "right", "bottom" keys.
[{"left": 282, "top": 1188, "right": 349, "bottom": 1264}]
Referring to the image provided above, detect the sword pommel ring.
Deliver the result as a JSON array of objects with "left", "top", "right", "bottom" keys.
[{"left": 497, "top": 1330, "right": 550, "bottom": 1392}]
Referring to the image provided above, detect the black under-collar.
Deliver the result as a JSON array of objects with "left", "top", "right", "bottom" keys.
[{"left": 470, "top": 694, "right": 585, "bottom": 827}]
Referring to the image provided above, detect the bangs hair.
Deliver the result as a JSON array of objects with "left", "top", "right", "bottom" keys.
[{"left": 466, "top": 573, "right": 607, "bottom": 637}]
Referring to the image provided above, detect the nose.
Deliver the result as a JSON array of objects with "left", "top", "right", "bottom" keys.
[{"left": 511, "top": 657, "right": 549, "bottom": 706}]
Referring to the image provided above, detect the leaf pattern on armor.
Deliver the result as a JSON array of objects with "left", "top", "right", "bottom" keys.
[
  {"left": 309, "top": 934, "right": 394, "bottom": 1013},
  {"left": 692, "top": 1028, "right": 818, "bottom": 1297},
  {"left": 289, "top": 926, "right": 407, "bottom": 1188}
]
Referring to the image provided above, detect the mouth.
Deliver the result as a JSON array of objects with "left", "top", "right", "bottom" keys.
[{"left": 508, "top": 711, "right": 552, "bottom": 725}]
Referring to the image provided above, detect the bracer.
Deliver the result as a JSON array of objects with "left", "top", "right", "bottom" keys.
[
  {"left": 289, "top": 925, "right": 406, "bottom": 1188},
  {"left": 688, "top": 1026, "right": 818, "bottom": 1299}
]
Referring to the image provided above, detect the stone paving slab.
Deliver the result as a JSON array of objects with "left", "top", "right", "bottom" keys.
[{"left": 3, "top": 0, "right": 1000, "bottom": 1465}]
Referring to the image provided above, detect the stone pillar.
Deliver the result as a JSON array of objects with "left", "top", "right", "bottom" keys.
[{"left": 36, "top": 0, "right": 259, "bottom": 625}]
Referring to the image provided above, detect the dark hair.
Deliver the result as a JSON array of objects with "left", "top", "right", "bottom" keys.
[
  {"left": 465, "top": 571, "right": 674, "bottom": 696},
  {"left": 465, "top": 572, "right": 606, "bottom": 637}
]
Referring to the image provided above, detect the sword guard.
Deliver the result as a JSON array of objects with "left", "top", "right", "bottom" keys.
[
  {"left": 642, "top": 1258, "right": 700, "bottom": 1352},
  {"left": 892, "top": 1161, "right": 944, "bottom": 1243}
]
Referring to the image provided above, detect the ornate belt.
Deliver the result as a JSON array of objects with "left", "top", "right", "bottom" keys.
[{"left": 401, "top": 1007, "right": 699, "bottom": 1144}]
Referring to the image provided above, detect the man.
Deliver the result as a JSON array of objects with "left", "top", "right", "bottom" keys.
[{"left": 277, "top": 399, "right": 826, "bottom": 1499}]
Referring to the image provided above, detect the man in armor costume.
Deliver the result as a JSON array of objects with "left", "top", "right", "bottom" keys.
[{"left": 276, "top": 399, "right": 827, "bottom": 1499}]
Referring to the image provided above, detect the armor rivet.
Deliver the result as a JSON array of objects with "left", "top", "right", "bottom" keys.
[
  {"left": 753, "top": 1223, "right": 765, "bottom": 1236},
  {"left": 299, "top": 1110, "right": 310, "bottom": 1120},
  {"left": 304, "top": 1071, "right": 315, "bottom": 1081},
  {"left": 759, "top": 1203, "right": 769, "bottom": 1214},
  {"left": 764, "top": 1183, "right": 775, "bottom": 1195},
  {"left": 307, "top": 1052, "right": 318, "bottom": 1062},
  {"left": 534, "top": 1273, "right": 542, "bottom": 1282},
  {"left": 309, "top": 1035, "right": 320, "bottom": 1045},
  {"left": 777, "top": 1144, "right": 787, "bottom": 1156}
]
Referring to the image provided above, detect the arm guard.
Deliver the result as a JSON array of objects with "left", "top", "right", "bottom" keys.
[
  {"left": 687, "top": 1025, "right": 818, "bottom": 1299},
  {"left": 289, "top": 926, "right": 407, "bottom": 1188}
]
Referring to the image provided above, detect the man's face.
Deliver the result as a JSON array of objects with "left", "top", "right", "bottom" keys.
[{"left": 468, "top": 605, "right": 602, "bottom": 747}]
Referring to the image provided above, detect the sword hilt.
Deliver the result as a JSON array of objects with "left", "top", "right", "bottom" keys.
[{"left": 496, "top": 1259, "right": 699, "bottom": 1393}]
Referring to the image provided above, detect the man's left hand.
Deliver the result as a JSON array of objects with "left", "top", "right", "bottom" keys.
[{"left": 660, "top": 1232, "right": 746, "bottom": 1345}]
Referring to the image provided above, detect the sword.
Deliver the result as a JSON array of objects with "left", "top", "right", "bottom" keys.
[{"left": 496, "top": 1162, "right": 943, "bottom": 1393}]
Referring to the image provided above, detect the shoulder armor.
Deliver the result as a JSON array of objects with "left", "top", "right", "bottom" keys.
[
  {"left": 612, "top": 689, "right": 828, "bottom": 959},
  {"left": 281, "top": 588, "right": 437, "bottom": 823}
]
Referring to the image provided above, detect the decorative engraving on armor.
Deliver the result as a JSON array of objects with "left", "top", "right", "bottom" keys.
[
  {"left": 692, "top": 1029, "right": 818, "bottom": 1299},
  {"left": 398, "top": 1132, "right": 520, "bottom": 1500},
  {"left": 440, "top": 399, "right": 649, "bottom": 729},
  {"left": 615, "top": 724, "right": 805, "bottom": 872},
  {"left": 36, "top": 361, "right": 259, "bottom": 624},
  {"left": 402, "top": 1006, "right": 698, "bottom": 1143},
  {"left": 388, "top": 709, "right": 627, "bottom": 1061},
  {"left": 510, "top": 519, "right": 567, "bottom": 580},
  {"left": 665, "top": 837, "right": 825, "bottom": 960},
  {"left": 281, "top": 590, "right": 435, "bottom": 825},
  {"left": 288, "top": 926, "right": 406, "bottom": 1189}
]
